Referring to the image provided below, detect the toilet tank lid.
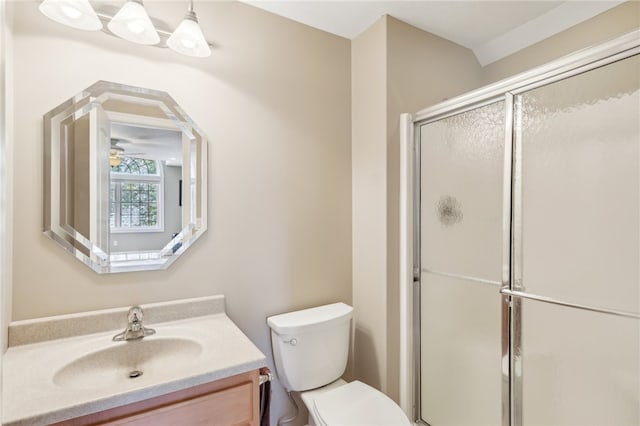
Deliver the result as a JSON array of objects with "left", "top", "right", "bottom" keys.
[{"left": 267, "top": 303, "right": 353, "bottom": 335}]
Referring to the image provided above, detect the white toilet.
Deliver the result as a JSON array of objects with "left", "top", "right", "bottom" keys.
[{"left": 267, "top": 303, "right": 411, "bottom": 426}]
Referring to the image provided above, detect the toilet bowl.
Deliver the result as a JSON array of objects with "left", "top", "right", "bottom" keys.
[
  {"left": 267, "top": 303, "right": 411, "bottom": 426},
  {"left": 301, "top": 379, "right": 411, "bottom": 426}
]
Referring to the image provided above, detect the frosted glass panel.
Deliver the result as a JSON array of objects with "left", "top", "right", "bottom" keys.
[
  {"left": 519, "top": 55, "right": 640, "bottom": 313},
  {"left": 420, "top": 273, "right": 502, "bottom": 425},
  {"left": 522, "top": 299, "right": 640, "bottom": 425},
  {"left": 420, "top": 101, "right": 505, "bottom": 282},
  {"left": 419, "top": 101, "right": 504, "bottom": 425}
]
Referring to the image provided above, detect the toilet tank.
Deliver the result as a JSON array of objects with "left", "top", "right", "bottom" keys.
[{"left": 267, "top": 303, "right": 353, "bottom": 392}]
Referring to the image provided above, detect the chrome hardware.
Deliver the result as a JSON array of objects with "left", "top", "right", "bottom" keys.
[
  {"left": 500, "top": 288, "right": 640, "bottom": 319},
  {"left": 113, "top": 306, "right": 156, "bottom": 341},
  {"left": 259, "top": 371, "right": 273, "bottom": 385},
  {"left": 283, "top": 338, "right": 297, "bottom": 345}
]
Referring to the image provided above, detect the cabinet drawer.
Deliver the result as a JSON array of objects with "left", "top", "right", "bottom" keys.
[
  {"left": 102, "top": 382, "right": 254, "bottom": 426},
  {"left": 54, "top": 370, "right": 260, "bottom": 426}
]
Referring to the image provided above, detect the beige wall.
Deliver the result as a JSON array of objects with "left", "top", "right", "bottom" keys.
[
  {"left": 352, "top": 15, "right": 482, "bottom": 403},
  {"left": 8, "top": 2, "right": 351, "bottom": 424},
  {"left": 0, "top": 1, "right": 7, "bottom": 421},
  {"left": 351, "top": 17, "right": 388, "bottom": 393},
  {"left": 481, "top": 1, "right": 640, "bottom": 84}
]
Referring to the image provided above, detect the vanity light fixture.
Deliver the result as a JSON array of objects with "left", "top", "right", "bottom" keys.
[
  {"left": 167, "top": 0, "right": 211, "bottom": 58},
  {"left": 38, "top": 0, "right": 212, "bottom": 58},
  {"left": 38, "top": 0, "right": 102, "bottom": 31},
  {"left": 107, "top": 0, "right": 160, "bottom": 46}
]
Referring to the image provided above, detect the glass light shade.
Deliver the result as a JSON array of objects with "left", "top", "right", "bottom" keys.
[
  {"left": 167, "top": 16, "right": 211, "bottom": 58},
  {"left": 39, "top": 0, "right": 102, "bottom": 31},
  {"left": 107, "top": 0, "right": 160, "bottom": 45},
  {"left": 109, "top": 152, "right": 123, "bottom": 167}
]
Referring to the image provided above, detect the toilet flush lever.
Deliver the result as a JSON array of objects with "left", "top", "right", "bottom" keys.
[{"left": 283, "top": 338, "right": 298, "bottom": 346}]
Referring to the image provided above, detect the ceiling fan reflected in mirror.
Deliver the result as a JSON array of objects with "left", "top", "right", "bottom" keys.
[{"left": 109, "top": 138, "right": 145, "bottom": 167}]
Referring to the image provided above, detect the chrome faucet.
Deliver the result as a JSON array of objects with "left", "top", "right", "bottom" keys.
[{"left": 113, "top": 306, "right": 156, "bottom": 341}]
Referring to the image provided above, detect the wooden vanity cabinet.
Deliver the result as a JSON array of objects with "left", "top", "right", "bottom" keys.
[{"left": 53, "top": 370, "right": 260, "bottom": 426}]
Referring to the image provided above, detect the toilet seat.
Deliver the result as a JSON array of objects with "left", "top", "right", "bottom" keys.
[{"left": 311, "top": 380, "right": 411, "bottom": 426}]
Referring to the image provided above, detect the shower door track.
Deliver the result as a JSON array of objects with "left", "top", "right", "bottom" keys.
[{"left": 400, "top": 29, "right": 640, "bottom": 426}]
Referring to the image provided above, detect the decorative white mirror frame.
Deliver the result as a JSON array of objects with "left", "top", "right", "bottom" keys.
[{"left": 43, "top": 80, "right": 207, "bottom": 273}]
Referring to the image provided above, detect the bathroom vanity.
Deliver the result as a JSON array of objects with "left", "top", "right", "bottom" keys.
[
  {"left": 2, "top": 296, "right": 266, "bottom": 426},
  {"left": 51, "top": 370, "right": 260, "bottom": 425}
]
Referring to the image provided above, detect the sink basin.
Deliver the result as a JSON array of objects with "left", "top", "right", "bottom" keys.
[
  {"left": 53, "top": 337, "right": 203, "bottom": 391},
  {"left": 2, "top": 297, "right": 268, "bottom": 426}
]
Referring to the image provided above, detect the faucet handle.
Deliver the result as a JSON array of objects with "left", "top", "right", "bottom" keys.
[
  {"left": 113, "top": 306, "right": 155, "bottom": 342},
  {"left": 127, "top": 306, "right": 143, "bottom": 323}
]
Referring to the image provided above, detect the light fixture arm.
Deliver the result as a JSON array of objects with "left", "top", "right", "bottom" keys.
[{"left": 184, "top": 0, "right": 198, "bottom": 23}]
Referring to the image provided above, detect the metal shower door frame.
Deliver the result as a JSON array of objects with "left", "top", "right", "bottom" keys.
[{"left": 402, "top": 29, "right": 640, "bottom": 426}]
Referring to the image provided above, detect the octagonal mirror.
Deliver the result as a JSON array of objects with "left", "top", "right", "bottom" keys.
[{"left": 43, "top": 81, "right": 207, "bottom": 273}]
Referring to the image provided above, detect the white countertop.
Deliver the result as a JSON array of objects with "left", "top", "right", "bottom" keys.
[{"left": 2, "top": 297, "right": 266, "bottom": 425}]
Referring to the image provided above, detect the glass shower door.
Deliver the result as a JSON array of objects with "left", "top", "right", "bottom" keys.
[
  {"left": 417, "top": 51, "right": 640, "bottom": 426},
  {"left": 419, "top": 101, "right": 506, "bottom": 425},
  {"left": 514, "top": 54, "right": 640, "bottom": 425}
]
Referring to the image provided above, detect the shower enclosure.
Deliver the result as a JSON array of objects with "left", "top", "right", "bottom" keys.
[{"left": 401, "top": 30, "right": 640, "bottom": 426}]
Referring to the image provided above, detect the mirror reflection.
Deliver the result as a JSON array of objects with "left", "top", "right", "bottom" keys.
[{"left": 43, "top": 81, "right": 207, "bottom": 273}]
